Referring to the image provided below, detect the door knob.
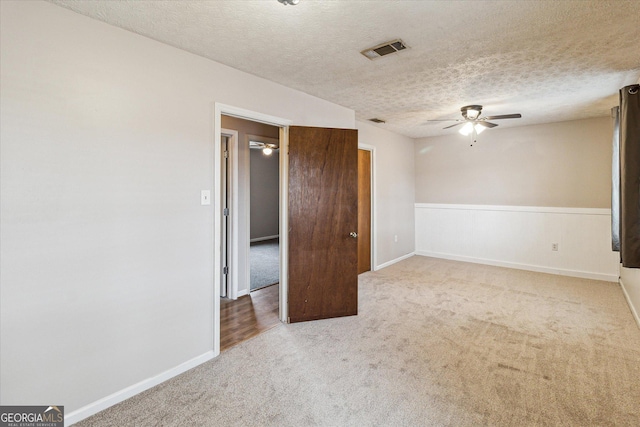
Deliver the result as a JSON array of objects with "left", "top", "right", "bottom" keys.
[{"left": 350, "top": 232, "right": 358, "bottom": 238}]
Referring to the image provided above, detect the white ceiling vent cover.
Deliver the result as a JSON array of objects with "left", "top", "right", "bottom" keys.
[{"left": 361, "top": 39, "right": 408, "bottom": 60}]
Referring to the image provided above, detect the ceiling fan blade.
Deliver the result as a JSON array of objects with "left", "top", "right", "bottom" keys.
[
  {"left": 482, "top": 121, "right": 499, "bottom": 128},
  {"left": 424, "top": 119, "right": 463, "bottom": 122},
  {"left": 443, "top": 122, "right": 464, "bottom": 129},
  {"left": 483, "top": 114, "right": 522, "bottom": 120}
]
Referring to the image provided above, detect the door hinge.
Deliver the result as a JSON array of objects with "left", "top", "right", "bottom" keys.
[
  {"left": 223, "top": 208, "right": 229, "bottom": 216},
  {"left": 224, "top": 150, "right": 229, "bottom": 159},
  {"left": 223, "top": 266, "right": 229, "bottom": 275}
]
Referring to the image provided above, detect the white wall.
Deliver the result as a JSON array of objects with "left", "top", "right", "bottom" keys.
[
  {"left": 416, "top": 204, "right": 619, "bottom": 282},
  {"left": 620, "top": 267, "right": 640, "bottom": 327},
  {"left": 0, "top": 0, "right": 354, "bottom": 420},
  {"left": 355, "top": 121, "right": 415, "bottom": 268}
]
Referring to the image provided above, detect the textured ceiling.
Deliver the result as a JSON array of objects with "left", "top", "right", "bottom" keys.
[{"left": 48, "top": 0, "right": 640, "bottom": 138}]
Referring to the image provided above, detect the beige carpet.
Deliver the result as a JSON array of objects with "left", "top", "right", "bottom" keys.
[{"left": 76, "top": 256, "right": 640, "bottom": 426}]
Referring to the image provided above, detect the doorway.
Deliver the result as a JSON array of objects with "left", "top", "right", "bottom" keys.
[
  {"left": 358, "top": 148, "right": 372, "bottom": 274},
  {"left": 218, "top": 115, "right": 283, "bottom": 351},
  {"left": 248, "top": 135, "right": 280, "bottom": 292},
  {"left": 214, "top": 103, "right": 366, "bottom": 355}
]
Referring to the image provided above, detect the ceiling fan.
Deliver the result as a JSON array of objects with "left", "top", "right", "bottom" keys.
[
  {"left": 249, "top": 140, "right": 279, "bottom": 156},
  {"left": 427, "top": 105, "right": 521, "bottom": 144}
]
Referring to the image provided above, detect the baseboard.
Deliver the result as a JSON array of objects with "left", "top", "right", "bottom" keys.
[
  {"left": 65, "top": 351, "right": 215, "bottom": 425},
  {"left": 375, "top": 252, "right": 415, "bottom": 271},
  {"left": 415, "top": 203, "right": 611, "bottom": 215},
  {"left": 250, "top": 235, "right": 279, "bottom": 243},
  {"left": 415, "top": 251, "right": 619, "bottom": 283},
  {"left": 619, "top": 278, "right": 640, "bottom": 329},
  {"left": 237, "top": 288, "right": 249, "bottom": 297}
]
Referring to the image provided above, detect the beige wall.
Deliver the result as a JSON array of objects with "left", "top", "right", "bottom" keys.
[
  {"left": 220, "top": 117, "right": 279, "bottom": 239},
  {"left": 414, "top": 117, "right": 613, "bottom": 208},
  {"left": 249, "top": 148, "right": 279, "bottom": 239}
]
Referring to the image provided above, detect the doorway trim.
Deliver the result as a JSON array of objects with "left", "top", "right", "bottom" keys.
[
  {"left": 214, "top": 103, "right": 292, "bottom": 356},
  {"left": 221, "top": 128, "right": 239, "bottom": 299},
  {"left": 358, "top": 143, "right": 376, "bottom": 271}
]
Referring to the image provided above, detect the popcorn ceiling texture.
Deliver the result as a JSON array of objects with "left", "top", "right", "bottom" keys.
[{"left": 49, "top": 0, "right": 640, "bottom": 138}]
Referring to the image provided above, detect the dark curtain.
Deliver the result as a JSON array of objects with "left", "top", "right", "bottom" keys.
[
  {"left": 612, "top": 106, "right": 620, "bottom": 252},
  {"left": 619, "top": 84, "right": 640, "bottom": 268}
]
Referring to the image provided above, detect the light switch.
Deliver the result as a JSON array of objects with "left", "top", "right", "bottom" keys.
[{"left": 201, "top": 190, "right": 211, "bottom": 205}]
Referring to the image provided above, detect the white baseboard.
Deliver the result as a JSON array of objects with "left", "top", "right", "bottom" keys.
[
  {"left": 250, "top": 235, "right": 279, "bottom": 243},
  {"left": 375, "top": 252, "right": 415, "bottom": 271},
  {"left": 237, "top": 288, "right": 249, "bottom": 297},
  {"left": 415, "top": 203, "right": 610, "bottom": 215},
  {"left": 65, "top": 351, "right": 215, "bottom": 425},
  {"left": 415, "top": 251, "right": 619, "bottom": 283},
  {"left": 620, "top": 278, "right": 640, "bottom": 329}
]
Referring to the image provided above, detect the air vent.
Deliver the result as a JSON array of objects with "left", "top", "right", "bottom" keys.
[
  {"left": 361, "top": 39, "right": 408, "bottom": 60},
  {"left": 368, "top": 118, "right": 386, "bottom": 124}
]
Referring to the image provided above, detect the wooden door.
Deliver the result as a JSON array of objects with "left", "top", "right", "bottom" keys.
[
  {"left": 357, "top": 149, "right": 371, "bottom": 274},
  {"left": 288, "top": 126, "right": 358, "bottom": 323}
]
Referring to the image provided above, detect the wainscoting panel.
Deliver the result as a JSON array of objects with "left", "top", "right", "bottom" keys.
[{"left": 415, "top": 204, "right": 620, "bottom": 282}]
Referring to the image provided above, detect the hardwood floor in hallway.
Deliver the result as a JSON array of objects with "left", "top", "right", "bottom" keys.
[{"left": 220, "top": 284, "right": 280, "bottom": 352}]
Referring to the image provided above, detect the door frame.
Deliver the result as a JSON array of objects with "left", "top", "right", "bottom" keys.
[
  {"left": 221, "top": 128, "right": 239, "bottom": 299},
  {"left": 358, "top": 143, "right": 377, "bottom": 271},
  {"left": 213, "top": 103, "right": 292, "bottom": 356}
]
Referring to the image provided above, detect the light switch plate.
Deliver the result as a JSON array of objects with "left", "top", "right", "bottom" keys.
[{"left": 201, "top": 190, "right": 211, "bottom": 205}]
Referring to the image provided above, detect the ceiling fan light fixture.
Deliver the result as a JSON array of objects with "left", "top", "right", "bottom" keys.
[
  {"left": 459, "top": 122, "right": 474, "bottom": 136},
  {"left": 467, "top": 109, "right": 480, "bottom": 120},
  {"left": 461, "top": 105, "right": 482, "bottom": 120},
  {"left": 277, "top": 0, "right": 300, "bottom": 5},
  {"left": 474, "top": 123, "right": 487, "bottom": 134},
  {"left": 263, "top": 147, "right": 273, "bottom": 156}
]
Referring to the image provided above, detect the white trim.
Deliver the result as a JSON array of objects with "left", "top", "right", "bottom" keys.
[
  {"left": 65, "top": 351, "right": 215, "bottom": 426},
  {"left": 376, "top": 252, "right": 415, "bottom": 270},
  {"left": 250, "top": 235, "right": 279, "bottom": 243},
  {"left": 243, "top": 133, "right": 251, "bottom": 298},
  {"left": 620, "top": 278, "right": 640, "bottom": 329},
  {"left": 358, "top": 143, "right": 376, "bottom": 271},
  {"left": 219, "top": 104, "right": 294, "bottom": 127},
  {"left": 415, "top": 203, "right": 611, "bottom": 216},
  {"left": 221, "top": 128, "right": 240, "bottom": 300},
  {"left": 236, "top": 288, "right": 249, "bottom": 298},
  {"left": 415, "top": 251, "right": 619, "bottom": 282}
]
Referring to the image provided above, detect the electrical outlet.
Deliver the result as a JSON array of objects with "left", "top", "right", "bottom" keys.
[{"left": 552, "top": 243, "right": 558, "bottom": 251}]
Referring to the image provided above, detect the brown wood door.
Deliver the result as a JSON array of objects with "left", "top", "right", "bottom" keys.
[
  {"left": 288, "top": 126, "right": 358, "bottom": 323},
  {"left": 357, "top": 149, "right": 372, "bottom": 274}
]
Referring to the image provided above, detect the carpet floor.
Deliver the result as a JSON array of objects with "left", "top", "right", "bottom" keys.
[
  {"left": 76, "top": 256, "right": 640, "bottom": 426},
  {"left": 250, "top": 239, "right": 279, "bottom": 291}
]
